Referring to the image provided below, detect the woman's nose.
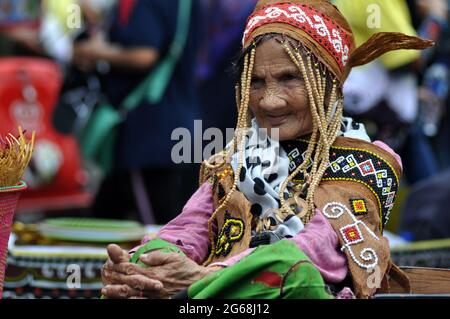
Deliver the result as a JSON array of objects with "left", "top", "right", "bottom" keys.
[{"left": 259, "top": 87, "right": 287, "bottom": 111}]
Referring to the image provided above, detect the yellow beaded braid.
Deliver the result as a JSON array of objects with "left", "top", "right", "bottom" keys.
[
  {"left": 277, "top": 39, "right": 344, "bottom": 224},
  {"left": 203, "top": 37, "right": 344, "bottom": 263},
  {"left": 203, "top": 46, "right": 256, "bottom": 264}
]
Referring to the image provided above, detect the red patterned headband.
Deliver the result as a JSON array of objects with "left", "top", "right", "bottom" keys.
[{"left": 242, "top": 3, "right": 353, "bottom": 72}]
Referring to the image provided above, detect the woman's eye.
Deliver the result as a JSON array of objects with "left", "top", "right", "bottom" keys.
[
  {"left": 280, "top": 74, "right": 300, "bottom": 82},
  {"left": 251, "top": 77, "right": 264, "bottom": 88}
]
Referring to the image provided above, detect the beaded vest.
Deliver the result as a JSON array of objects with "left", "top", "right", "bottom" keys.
[{"left": 202, "top": 136, "right": 409, "bottom": 298}]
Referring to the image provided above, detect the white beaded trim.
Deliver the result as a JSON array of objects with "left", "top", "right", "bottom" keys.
[
  {"left": 323, "top": 202, "right": 380, "bottom": 269},
  {"left": 243, "top": 4, "right": 350, "bottom": 67}
]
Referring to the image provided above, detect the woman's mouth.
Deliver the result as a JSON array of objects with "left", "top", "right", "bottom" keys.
[{"left": 265, "top": 114, "right": 290, "bottom": 126}]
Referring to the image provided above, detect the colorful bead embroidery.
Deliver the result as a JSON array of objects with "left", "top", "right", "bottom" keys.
[
  {"left": 215, "top": 213, "right": 245, "bottom": 257},
  {"left": 323, "top": 202, "right": 379, "bottom": 269},
  {"left": 283, "top": 140, "right": 399, "bottom": 231},
  {"left": 350, "top": 199, "right": 368, "bottom": 216},
  {"left": 216, "top": 167, "right": 233, "bottom": 181},
  {"left": 358, "top": 160, "right": 376, "bottom": 176},
  {"left": 243, "top": 3, "right": 353, "bottom": 71},
  {"left": 341, "top": 224, "right": 364, "bottom": 245}
]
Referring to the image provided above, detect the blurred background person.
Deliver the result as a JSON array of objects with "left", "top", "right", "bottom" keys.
[
  {"left": 0, "top": 0, "right": 41, "bottom": 56},
  {"left": 335, "top": 0, "right": 450, "bottom": 241},
  {"left": 335, "top": 0, "right": 441, "bottom": 185},
  {"left": 398, "top": 0, "right": 450, "bottom": 242},
  {"left": 1, "top": 0, "right": 115, "bottom": 64},
  {"left": 196, "top": 0, "right": 257, "bottom": 140},
  {"left": 410, "top": 0, "right": 450, "bottom": 170},
  {"left": 72, "top": 0, "right": 204, "bottom": 225},
  {"left": 2, "top": 0, "right": 80, "bottom": 64},
  {"left": 0, "top": 0, "right": 119, "bottom": 200}
]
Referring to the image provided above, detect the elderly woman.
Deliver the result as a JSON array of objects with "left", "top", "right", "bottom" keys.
[{"left": 101, "top": 0, "right": 432, "bottom": 299}]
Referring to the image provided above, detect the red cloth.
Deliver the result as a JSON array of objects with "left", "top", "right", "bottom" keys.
[{"left": 119, "top": 0, "right": 136, "bottom": 27}]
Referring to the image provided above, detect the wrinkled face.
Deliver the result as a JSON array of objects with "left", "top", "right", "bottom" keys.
[{"left": 248, "top": 38, "right": 313, "bottom": 141}]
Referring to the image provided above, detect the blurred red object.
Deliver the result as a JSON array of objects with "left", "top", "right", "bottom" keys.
[{"left": 0, "top": 58, "right": 92, "bottom": 212}]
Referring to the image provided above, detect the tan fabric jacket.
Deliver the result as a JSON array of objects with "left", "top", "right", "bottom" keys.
[{"left": 202, "top": 137, "right": 410, "bottom": 298}]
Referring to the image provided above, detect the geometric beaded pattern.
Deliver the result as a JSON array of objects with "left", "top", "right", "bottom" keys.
[
  {"left": 214, "top": 212, "right": 245, "bottom": 257},
  {"left": 243, "top": 3, "right": 353, "bottom": 71},
  {"left": 340, "top": 223, "right": 364, "bottom": 245},
  {"left": 283, "top": 140, "right": 399, "bottom": 231},
  {"left": 350, "top": 199, "right": 368, "bottom": 216},
  {"left": 323, "top": 202, "right": 380, "bottom": 270}
]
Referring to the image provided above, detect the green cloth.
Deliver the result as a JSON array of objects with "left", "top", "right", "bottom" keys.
[
  {"left": 188, "top": 240, "right": 333, "bottom": 299},
  {"left": 130, "top": 238, "right": 186, "bottom": 267},
  {"left": 101, "top": 238, "right": 185, "bottom": 299}
]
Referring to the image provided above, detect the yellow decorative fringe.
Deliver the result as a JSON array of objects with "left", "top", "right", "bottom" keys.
[{"left": 0, "top": 127, "right": 35, "bottom": 188}]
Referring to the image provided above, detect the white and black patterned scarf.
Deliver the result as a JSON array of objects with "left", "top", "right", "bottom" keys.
[{"left": 230, "top": 117, "right": 370, "bottom": 243}]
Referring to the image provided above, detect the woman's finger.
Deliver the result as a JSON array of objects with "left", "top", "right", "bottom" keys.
[
  {"left": 111, "top": 261, "right": 146, "bottom": 276},
  {"left": 107, "top": 244, "right": 130, "bottom": 264},
  {"left": 103, "top": 259, "right": 163, "bottom": 286},
  {"left": 101, "top": 266, "right": 113, "bottom": 285},
  {"left": 102, "top": 284, "right": 139, "bottom": 299},
  {"left": 102, "top": 257, "right": 116, "bottom": 274},
  {"left": 109, "top": 272, "right": 163, "bottom": 291},
  {"left": 139, "top": 251, "right": 179, "bottom": 267},
  {"left": 102, "top": 279, "right": 165, "bottom": 299}
]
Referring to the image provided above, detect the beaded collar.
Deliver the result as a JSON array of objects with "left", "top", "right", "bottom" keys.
[{"left": 282, "top": 139, "right": 400, "bottom": 232}]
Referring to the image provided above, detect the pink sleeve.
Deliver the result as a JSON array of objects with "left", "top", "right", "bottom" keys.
[
  {"left": 212, "top": 210, "right": 348, "bottom": 284},
  {"left": 139, "top": 182, "right": 214, "bottom": 264},
  {"left": 372, "top": 140, "right": 403, "bottom": 171},
  {"left": 289, "top": 210, "right": 348, "bottom": 283}
]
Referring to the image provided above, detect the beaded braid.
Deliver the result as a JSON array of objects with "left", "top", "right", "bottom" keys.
[
  {"left": 276, "top": 43, "right": 320, "bottom": 211},
  {"left": 299, "top": 55, "right": 343, "bottom": 222},
  {"left": 275, "top": 40, "right": 344, "bottom": 225},
  {"left": 203, "top": 37, "right": 343, "bottom": 263},
  {"left": 199, "top": 47, "right": 252, "bottom": 185},
  {"left": 278, "top": 43, "right": 325, "bottom": 217},
  {"left": 203, "top": 46, "right": 256, "bottom": 265}
]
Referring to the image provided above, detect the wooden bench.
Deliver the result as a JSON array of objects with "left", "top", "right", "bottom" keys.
[{"left": 376, "top": 266, "right": 450, "bottom": 297}]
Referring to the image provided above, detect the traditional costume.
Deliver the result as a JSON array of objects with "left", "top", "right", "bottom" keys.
[{"left": 132, "top": 0, "right": 433, "bottom": 299}]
